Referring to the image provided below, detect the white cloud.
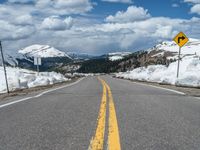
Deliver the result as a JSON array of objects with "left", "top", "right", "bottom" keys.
[
  {"left": 191, "top": 4, "right": 200, "bottom": 15},
  {"left": 184, "top": 0, "right": 200, "bottom": 15},
  {"left": 184, "top": 0, "right": 200, "bottom": 4},
  {"left": 41, "top": 16, "right": 73, "bottom": 30},
  {"left": 3, "top": 15, "right": 200, "bottom": 55},
  {"left": 36, "top": 0, "right": 93, "bottom": 15},
  {"left": 0, "top": 20, "right": 35, "bottom": 41},
  {"left": 13, "top": 14, "right": 34, "bottom": 25},
  {"left": 102, "top": 0, "right": 133, "bottom": 4},
  {"left": 0, "top": 4, "right": 35, "bottom": 20},
  {"left": 0, "top": 0, "right": 91, "bottom": 41},
  {"left": 0, "top": 2, "right": 200, "bottom": 55},
  {"left": 105, "top": 6, "right": 151, "bottom": 23}
]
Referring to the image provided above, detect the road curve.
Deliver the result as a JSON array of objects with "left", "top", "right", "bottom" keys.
[{"left": 0, "top": 76, "right": 200, "bottom": 150}]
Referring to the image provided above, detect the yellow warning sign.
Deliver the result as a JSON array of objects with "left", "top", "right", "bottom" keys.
[{"left": 173, "top": 32, "right": 189, "bottom": 47}]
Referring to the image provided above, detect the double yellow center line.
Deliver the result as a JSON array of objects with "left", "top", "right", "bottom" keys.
[{"left": 88, "top": 77, "right": 121, "bottom": 150}]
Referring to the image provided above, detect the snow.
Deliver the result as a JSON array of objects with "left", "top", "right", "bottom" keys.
[
  {"left": 18, "top": 44, "right": 71, "bottom": 58},
  {"left": 148, "top": 38, "right": 200, "bottom": 59},
  {"left": 116, "top": 56, "right": 200, "bottom": 87},
  {"left": 117, "top": 38, "right": 199, "bottom": 87},
  {"left": 108, "top": 52, "right": 132, "bottom": 61},
  {"left": 108, "top": 52, "right": 132, "bottom": 56},
  {"left": 109, "top": 56, "right": 124, "bottom": 61},
  {"left": 0, "top": 67, "right": 70, "bottom": 93}
]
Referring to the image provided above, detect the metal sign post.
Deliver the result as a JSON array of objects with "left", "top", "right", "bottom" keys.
[
  {"left": 34, "top": 57, "right": 41, "bottom": 75},
  {"left": 0, "top": 41, "right": 9, "bottom": 93},
  {"left": 176, "top": 47, "right": 181, "bottom": 78},
  {"left": 173, "top": 32, "right": 189, "bottom": 78}
]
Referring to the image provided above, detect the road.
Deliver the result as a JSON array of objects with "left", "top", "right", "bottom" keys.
[{"left": 0, "top": 76, "right": 200, "bottom": 150}]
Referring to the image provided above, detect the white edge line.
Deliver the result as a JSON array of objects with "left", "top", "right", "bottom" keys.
[
  {"left": 133, "top": 82, "right": 186, "bottom": 95},
  {"left": 114, "top": 77, "right": 185, "bottom": 95},
  {"left": 0, "top": 78, "right": 85, "bottom": 109}
]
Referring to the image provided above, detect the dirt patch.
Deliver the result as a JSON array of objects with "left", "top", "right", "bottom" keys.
[
  {"left": 0, "top": 78, "right": 80, "bottom": 101},
  {"left": 114, "top": 77, "right": 200, "bottom": 97}
]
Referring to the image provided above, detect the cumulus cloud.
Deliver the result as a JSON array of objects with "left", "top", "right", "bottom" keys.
[
  {"left": 190, "top": 4, "right": 200, "bottom": 15},
  {"left": 41, "top": 16, "right": 73, "bottom": 30},
  {"left": 184, "top": 0, "right": 200, "bottom": 15},
  {"left": 105, "top": 6, "right": 151, "bottom": 23},
  {"left": 0, "top": 20, "right": 35, "bottom": 41},
  {"left": 13, "top": 14, "right": 34, "bottom": 25},
  {"left": 0, "top": 1, "right": 200, "bottom": 55},
  {"left": 40, "top": 16, "right": 198, "bottom": 53},
  {"left": 35, "top": 0, "right": 93, "bottom": 15},
  {"left": 102, "top": 0, "right": 133, "bottom": 4},
  {"left": 0, "top": 0, "right": 92, "bottom": 41},
  {"left": 3, "top": 15, "right": 200, "bottom": 55}
]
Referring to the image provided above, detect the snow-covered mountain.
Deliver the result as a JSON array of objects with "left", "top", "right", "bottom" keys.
[
  {"left": 67, "top": 52, "right": 95, "bottom": 60},
  {"left": 148, "top": 38, "right": 200, "bottom": 60},
  {"left": 0, "top": 44, "right": 73, "bottom": 71},
  {"left": 116, "top": 38, "right": 200, "bottom": 87},
  {"left": 1, "top": 53, "right": 18, "bottom": 66},
  {"left": 18, "top": 44, "right": 71, "bottom": 59},
  {"left": 108, "top": 52, "right": 132, "bottom": 61}
]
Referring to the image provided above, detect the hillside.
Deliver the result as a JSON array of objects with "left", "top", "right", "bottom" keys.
[
  {"left": 3, "top": 45, "right": 73, "bottom": 71},
  {"left": 18, "top": 45, "right": 71, "bottom": 58},
  {"left": 77, "top": 51, "right": 146, "bottom": 73},
  {"left": 143, "top": 38, "right": 200, "bottom": 65},
  {"left": 116, "top": 39, "right": 200, "bottom": 87},
  {"left": 108, "top": 52, "right": 132, "bottom": 61}
]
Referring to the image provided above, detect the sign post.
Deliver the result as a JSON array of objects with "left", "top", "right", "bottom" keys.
[
  {"left": 34, "top": 57, "right": 41, "bottom": 75},
  {"left": 173, "top": 32, "right": 189, "bottom": 78},
  {"left": 0, "top": 41, "right": 9, "bottom": 93}
]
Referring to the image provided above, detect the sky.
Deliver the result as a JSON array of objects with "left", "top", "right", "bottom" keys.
[{"left": 0, "top": 0, "right": 200, "bottom": 55}]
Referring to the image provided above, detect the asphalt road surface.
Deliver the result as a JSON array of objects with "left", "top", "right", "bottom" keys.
[{"left": 0, "top": 76, "right": 200, "bottom": 150}]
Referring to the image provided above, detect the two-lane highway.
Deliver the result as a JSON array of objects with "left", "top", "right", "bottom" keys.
[{"left": 0, "top": 76, "right": 200, "bottom": 150}]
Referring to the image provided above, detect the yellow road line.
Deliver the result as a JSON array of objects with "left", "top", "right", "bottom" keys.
[
  {"left": 88, "top": 78, "right": 121, "bottom": 150},
  {"left": 104, "top": 82, "right": 121, "bottom": 150},
  {"left": 88, "top": 78, "right": 107, "bottom": 150}
]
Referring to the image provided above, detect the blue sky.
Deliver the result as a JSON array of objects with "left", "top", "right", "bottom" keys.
[
  {"left": 0, "top": 0, "right": 200, "bottom": 55},
  {"left": 93, "top": 0, "right": 191, "bottom": 19}
]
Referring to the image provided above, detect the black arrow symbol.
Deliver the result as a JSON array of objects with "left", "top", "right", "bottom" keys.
[{"left": 178, "top": 36, "right": 186, "bottom": 44}]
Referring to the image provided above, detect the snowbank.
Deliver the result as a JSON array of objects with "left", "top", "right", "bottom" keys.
[
  {"left": 0, "top": 67, "right": 70, "bottom": 93},
  {"left": 116, "top": 56, "right": 200, "bottom": 87}
]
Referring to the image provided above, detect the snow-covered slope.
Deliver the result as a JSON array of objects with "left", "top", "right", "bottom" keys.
[
  {"left": 116, "top": 56, "right": 200, "bottom": 87},
  {"left": 18, "top": 44, "right": 71, "bottom": 58},
  {"left": 116, "top": 38, "right": 200, "bottom": 87},
  {"left": 0, "top": 67, "right": 69, "bottom": 93},
  {"left": 108, "top": 52, "right": 132, "bottom": 61},
  {"left": 0, "top": 53, "right": 18, "bottom": 66},
  {"left": 148, "top": 38, "right": 200, "bottom": 59}
]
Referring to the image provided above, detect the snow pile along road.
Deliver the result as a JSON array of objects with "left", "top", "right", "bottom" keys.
[
  {"left": 0, "top": 67, "right": 69, "bottom": 93},
  {"left": 116, "top": 56, "right": 200, "bottom": 87}
]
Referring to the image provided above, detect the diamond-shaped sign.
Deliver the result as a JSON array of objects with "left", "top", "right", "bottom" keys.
[{"left": 173, "top": 32, "right": 189, "bottom": 47}]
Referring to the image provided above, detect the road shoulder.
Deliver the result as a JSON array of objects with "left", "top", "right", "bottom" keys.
[
  {"left": 0, "top": 78, "right": 80, "bottom": 103},
  {"left": 113, "top": 76, "right": 200, "bottom": 97}
]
